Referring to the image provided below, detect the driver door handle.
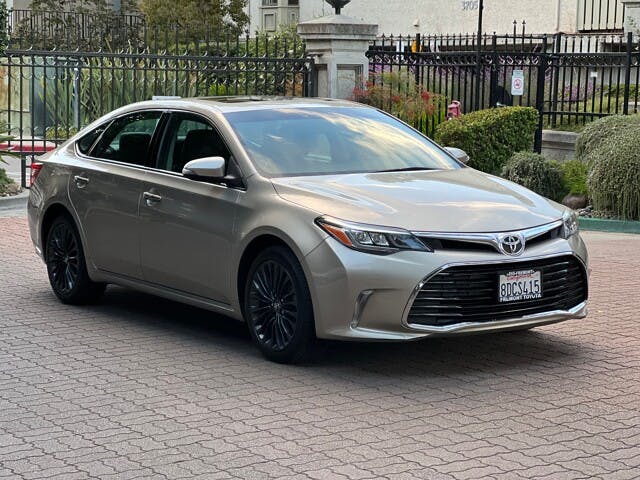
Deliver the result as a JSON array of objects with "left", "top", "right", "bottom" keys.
[
  {"left": 143, "top": 191, "right": 162, "bottom": 206},
  {"left": 73, "top": 175, "right": 89, "bottom": 188}
]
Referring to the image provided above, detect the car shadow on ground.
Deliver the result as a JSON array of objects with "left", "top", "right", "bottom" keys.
[{"left": 88, "top": 285, "right": 586, "bottom": 378}]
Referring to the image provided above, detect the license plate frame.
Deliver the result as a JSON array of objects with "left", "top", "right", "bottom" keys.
[{"left": 498, "top": 269, "right": 543, "bottom": 303}]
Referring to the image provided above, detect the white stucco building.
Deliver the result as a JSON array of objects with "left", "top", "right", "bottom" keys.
[
  {"left": 246, "top": 0, "right": 625, "bottom": 35},
  {"left": 5, "top": 0, "right": 31, "bottom": 9}
]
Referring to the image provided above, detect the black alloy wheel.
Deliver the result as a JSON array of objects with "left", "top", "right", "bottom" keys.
[
  {"left": 244, "top": 246, "right": 315, "bottom": 363},
  {"left": 47, "top": 221, "right": 80, "bottom": 295},
  {"left": 45, "top": 216, "right": 105, "bottom": 304}
]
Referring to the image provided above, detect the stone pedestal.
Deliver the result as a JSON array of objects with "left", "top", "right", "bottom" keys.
[
  {"left": 621, "top": 0, "right": 640, "bottom": 36},
  {"left": 297, "top": 15, "right": 378, "bottom": 99}
]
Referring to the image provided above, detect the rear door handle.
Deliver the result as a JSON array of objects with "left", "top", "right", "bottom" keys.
[
  {"left": 143, "top": 191, "right": 162, "bottom": 206},
  {"left": 74, "top": 175, "right": 89, "bottom": 188}
]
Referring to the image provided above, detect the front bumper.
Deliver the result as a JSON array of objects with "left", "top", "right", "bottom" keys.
[{"left": 304, "top": 232, "right": 589, "bottom": 341}]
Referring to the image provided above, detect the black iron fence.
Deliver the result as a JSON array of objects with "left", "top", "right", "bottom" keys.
[
  {"left": 7, "top": 9, "right": 147, "bottom": 51},
  {"left": 6, "top": 9, "right": 275, "bottom": 53},
  {"left": 366, "top": 28, "right": 640, "bottom": 146},
  {"left": 1, "top": 34, "right": 312, "bottom": 144}
]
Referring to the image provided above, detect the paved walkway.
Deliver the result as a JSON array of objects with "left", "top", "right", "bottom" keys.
[{"left": 1, "top": 217, "right": 639, "bottom": 479}]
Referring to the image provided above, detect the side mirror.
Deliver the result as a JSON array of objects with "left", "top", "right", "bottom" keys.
[
  {"left": 444, "top": 147, "right": 470, "bottom": 165},
  {"left": 182, "top": 157, "right": 226, "bottom": 181}
]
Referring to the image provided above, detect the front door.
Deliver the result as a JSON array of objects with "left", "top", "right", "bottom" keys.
[
  {"left": 68, "top": 110, "right": 163, "bottom": 279},
  {"left": 139, "top": 112, "right": 240, "bottom": 304}
]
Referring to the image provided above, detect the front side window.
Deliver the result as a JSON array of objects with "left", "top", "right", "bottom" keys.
[
  {"left": 224, "top": 107, "right": 462, "bottom": 177},
  {"left": 90, "top": 111, "right": 162, "bottom": 166},
  {"left": 156, "top": 113, "right": 230, "bottom": 174}
]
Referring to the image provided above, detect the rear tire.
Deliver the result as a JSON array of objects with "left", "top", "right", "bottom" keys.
[
  {"left": 45, "top": 216, "right": 105, "bottom": 305},
  {"left": 243, "top": 246, "right": 316, "bottom": 364}
]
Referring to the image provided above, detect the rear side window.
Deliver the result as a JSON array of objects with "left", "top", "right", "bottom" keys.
[
  {"left": 91, "top": 111, "right": 162, "bottom": 166},
  {"left": 77, "top": 123, "right": 109, "bottom": 155}
]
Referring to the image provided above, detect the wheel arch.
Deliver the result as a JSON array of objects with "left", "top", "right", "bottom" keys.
[
  {"left": 236, "top": 234, "right": 296, "bottom": 316},
  {"left": 41, "top": 203, "right": 76, "bottom": 254}
]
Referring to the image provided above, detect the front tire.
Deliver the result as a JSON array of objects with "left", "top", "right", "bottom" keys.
[
  {"left": 45, "top": 216, "right": 105, "bottom": 305},
  {"left": 244, "top": 246, "right": 316, "bottom": 364}
]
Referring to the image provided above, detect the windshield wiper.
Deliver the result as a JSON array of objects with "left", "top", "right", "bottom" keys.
[{"left": 373, "top": 166, "right": 438, "bottom": 173}]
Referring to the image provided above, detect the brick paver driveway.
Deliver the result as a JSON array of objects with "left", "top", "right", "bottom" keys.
[{"left": 1, "top": 214, "right": 639, "bottom": 479}]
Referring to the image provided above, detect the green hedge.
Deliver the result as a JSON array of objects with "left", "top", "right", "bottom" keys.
[
  {"left": 561, "top": 160, "right": 589, "bottom": 196},
  {"left": 501, "top": 152, "right": 566, "bottom": 202},
  {"left": 576, "top": 114, "right": 640, "bottom": 162},
  {"left": 586, "top": 123, "right": 640, "bottom": 220},
  {"left": 435, "top": 106, "right": 539, "bottom": 175}
]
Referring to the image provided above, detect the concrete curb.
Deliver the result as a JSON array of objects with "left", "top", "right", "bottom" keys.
[
  {"left": 579, "top": 217, "right": 640, "bottom": 235},
  {"left": 0, "top": 190, "right": 28, "bottom": 210}
]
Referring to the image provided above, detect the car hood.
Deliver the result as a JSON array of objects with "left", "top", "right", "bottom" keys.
[{"left": 271, "top": 168, "right": 565, "bottom": 233}]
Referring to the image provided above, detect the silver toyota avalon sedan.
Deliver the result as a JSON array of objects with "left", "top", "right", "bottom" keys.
[{"left": 28, "top": 97, "right": 588, "bottom": 363}]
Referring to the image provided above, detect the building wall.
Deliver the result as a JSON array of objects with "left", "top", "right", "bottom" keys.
[
  {"left": 6, "top": 0, "right": 32, "bottom": 9},
  {"left": 333, "top": 0, "right": 579, "bottom": 35},
  {"left": 249, "top": 0, "right": 581, "bottom": 35}
]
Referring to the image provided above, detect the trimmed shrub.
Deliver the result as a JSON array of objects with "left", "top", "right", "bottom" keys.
[
  {"left": 435, "top": 106, "right": 538, "bottom": 174},
  {"left": 352, "top": 71, "right": 444, "bottom": 134},
  {"left": 0, "top": 168, "right": 18, "bottom": 197},
  {"left": 587, "top": 128, "right": 640, "bottom": 220},
  {"left": 501, "top": 152, "right": 566, "bottom": 202},
  {"left": 561, "top": 160, "right": 589, "bottom": 196},
  {"left": 576, "top": 114, "right": 640, "bottom": 162}
]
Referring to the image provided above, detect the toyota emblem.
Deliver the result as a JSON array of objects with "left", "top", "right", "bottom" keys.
[{"left": 499, "top": 234, "right": 525, "bottom": 256}]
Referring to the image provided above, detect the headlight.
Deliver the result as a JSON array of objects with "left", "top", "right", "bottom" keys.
[
  {"left": 315, "top": 216, "right": 431, "bottom": 254},
  {"left": 562, "top": 210, "right": 579, "bottom": 239}
]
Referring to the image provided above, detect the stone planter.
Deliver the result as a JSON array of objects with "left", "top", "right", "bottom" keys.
[{"left": 541, "top": 130, "right": 578, "bottom": 162}]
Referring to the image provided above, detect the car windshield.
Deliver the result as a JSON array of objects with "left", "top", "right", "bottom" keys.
[{"left": 224, "top": 106, "right": 461, "bottom": 177}]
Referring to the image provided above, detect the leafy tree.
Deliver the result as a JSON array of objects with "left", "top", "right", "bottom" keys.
[
  {"left": 29, "top": 0, "right": 138, "bottom": 15},
  {"left": 0, "top": 0, "right": 7, "bottom": 54},
  {"left": 139, "top": 0, "right": 249, "bottom": 38}
]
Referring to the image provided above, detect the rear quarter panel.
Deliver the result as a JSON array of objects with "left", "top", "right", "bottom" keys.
[{"left": 28, "top": 146, "right": 89, "bottom": 263}]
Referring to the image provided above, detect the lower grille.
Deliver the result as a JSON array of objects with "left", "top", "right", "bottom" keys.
[{"left": 407, "top": 255, "right": 588, "bottom": 327}]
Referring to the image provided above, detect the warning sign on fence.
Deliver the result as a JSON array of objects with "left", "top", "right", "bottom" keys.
[{"left": 511, "top": 70, "right": 525, "bottom": 96}]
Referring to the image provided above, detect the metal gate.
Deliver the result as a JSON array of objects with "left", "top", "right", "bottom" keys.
[
  {"left": 367, "top": 29, "right": 640, "bottom": 150},
  {"left": 1, "top": 39, "right": 314, "bottom": 187}
]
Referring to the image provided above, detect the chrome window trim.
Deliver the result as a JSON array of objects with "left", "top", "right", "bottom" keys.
[
  {"left": 400, "top": 251, "right": 588, "bottom": 332},
  {"left": 411, "top": 220, "right": 563, "bottom": 254}
]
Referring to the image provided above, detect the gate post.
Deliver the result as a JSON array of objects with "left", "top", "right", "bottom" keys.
[
  {"left": 620, "top": 0, "right": 640, "bottom": 36},
  {"left": 297, "top": 14, "right": 378, "bottom": 99},
  {"left": 534, "top": 36, "right": 549, "bottom": 154},
  {"left": 550, "top": 33, "right": 562, "bottom": 128},
  {"left": 623, "top": 32, "right": 633, "bottom": 115},
  {"left": 489, "top": 34, "right": 498, "bottom": 107}
]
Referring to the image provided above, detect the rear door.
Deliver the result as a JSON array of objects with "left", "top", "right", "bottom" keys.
[
  {"left": 68, "top": 110, "right": 164, "bottom": 279},
  {"left": 138, "top": 111, "right": 241, "bottom": 304}
]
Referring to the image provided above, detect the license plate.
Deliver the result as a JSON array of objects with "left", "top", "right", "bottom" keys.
[{"left": 498, "top": 269, "right": 542, "bottom": 303}]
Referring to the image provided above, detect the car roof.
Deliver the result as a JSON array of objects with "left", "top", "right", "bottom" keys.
[{"left": 123, "top": 96, "right": 367, "bottom": 114}]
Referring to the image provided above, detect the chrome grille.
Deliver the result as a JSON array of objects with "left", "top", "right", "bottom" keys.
[
  {"left": 407, "top": 255, "right": 588, "bottom": 327},
  {"left": 414, "top": 222, "right": 563, "bottom": 254}
]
